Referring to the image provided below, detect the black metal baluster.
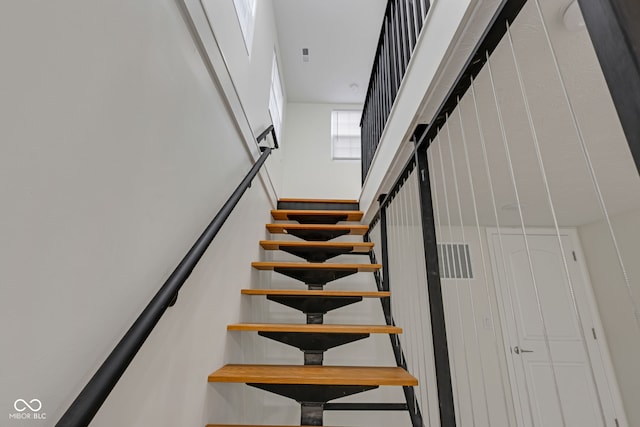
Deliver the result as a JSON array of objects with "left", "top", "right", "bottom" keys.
[{"left": 414, "top": 146, "right": 456, "bottom": 427}]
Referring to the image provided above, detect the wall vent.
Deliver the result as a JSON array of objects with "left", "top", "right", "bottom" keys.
[{"left": 438, "top": 243, "right": 473, "bottom": 279}]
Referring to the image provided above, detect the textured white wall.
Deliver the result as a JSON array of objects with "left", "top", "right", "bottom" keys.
[
  {"left": 579, "top": 209, "right": 640, "bottom": 426},
  {"left": 0, "top": 0, "right": 277, "bottom": 425},
  {"left": 281, "top": 102, "right": 363, "bottom": 200}
]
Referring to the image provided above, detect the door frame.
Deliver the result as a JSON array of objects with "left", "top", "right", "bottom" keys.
[{"left": 485, "top": 226, "right": 627, "bottom": 426}]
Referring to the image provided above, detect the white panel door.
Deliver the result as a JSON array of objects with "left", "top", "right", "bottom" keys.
[{"left": 490, "top": 230, "right": 619, "bottom": 427}]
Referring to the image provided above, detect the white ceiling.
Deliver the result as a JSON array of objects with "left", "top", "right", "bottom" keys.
[
  {"left": 425, "top": 0, "right": 640, "bottom": 228},
  {"left": 272, "top": 0, "right": 387, "bottom": 104}
]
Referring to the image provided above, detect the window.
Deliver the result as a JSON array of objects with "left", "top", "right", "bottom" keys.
[
  {"left": 269, "top": 52, "right": 284, "bottom": 140},
  {"left": 331, "top": 110, "right": 362, "bottom": 160},
  {"left": 233, "top": 0, "right": 256, "bottom": 53}
]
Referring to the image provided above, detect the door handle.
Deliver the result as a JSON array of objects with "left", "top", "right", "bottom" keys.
[{"left": 513, "top": 346, "right": 534, "bottom": 354}]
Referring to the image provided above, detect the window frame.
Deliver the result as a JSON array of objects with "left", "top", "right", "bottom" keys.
[
  {"left": 331, "top": 109, "right": 363, "bottom": 161},
  {"left": 268, "top": 51, "right": 285, "bottom": 141}
]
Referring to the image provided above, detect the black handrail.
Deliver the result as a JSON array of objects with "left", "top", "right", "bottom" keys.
[
  {"left": 56, "top": 126, "right": 279, "bottom": 427},
  {"left": 256, "top": 125, "right": 279, "bottom": 148}
]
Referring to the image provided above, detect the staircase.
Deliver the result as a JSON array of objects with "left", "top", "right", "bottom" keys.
[{"left": 208, "top": 198, "right": 418, "bottom": 426}]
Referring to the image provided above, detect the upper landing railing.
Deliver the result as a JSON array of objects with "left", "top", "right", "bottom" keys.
[{"left": 360, "top": 0, "right": 431, "bottom": 182}]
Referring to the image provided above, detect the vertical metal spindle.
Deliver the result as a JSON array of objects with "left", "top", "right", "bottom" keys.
[
  {"left": 379, "top": 31, "right": 388, "bottom": 122},
  {"left": 415, "top": 143, "right": 457, "bottom": 427},
  {"left": 436, "top": 126, "right": 466, "bottom": 426},
  {"left": 488, "top": 31, "right": 567, "bottom": 425},
  {"left": 397, "top": 0, "right": 410, "bottom": 72},
  {"left": 539, "top": 0, "right": 640, "bottom": 327},
  {"left": 459, "top": 83, "right": 513, "bottom": 424},
  {"left": 449, "top": 105, "right": 491, "bottom": 426},
  {"left": 421, "top": 0, "right": 429, "bottom": 21},
  {"left": 414, "top": 0, "right": 424, "bottom": 41},
  {"left": 406, "top": 0, "right": 417, "bottom": 52},
  {"left": 392, "top": 0, "right": 404, "bottom": 91},
  {"left": 507, "top": 11, "right": 608, "bottom": 423},
  {"left": 402, "top": 168, "right": 428, "bottom": 420},
  {"left": 472, "top": 64, "right": 536, "bottom": 426},
  {"left": 427, "top": 146, "right": 446, "bottom": 425},
  {"left": 378, "top": 194, "right": 393, "bottom": 324},
  {"left": 388, "top": 5, "right": 399, "bottom": 101},
  {"left": 380, "top": 192, "right": 424, "bottom": 427}
]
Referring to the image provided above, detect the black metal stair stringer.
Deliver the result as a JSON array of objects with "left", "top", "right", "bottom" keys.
[
  {"left": 286, "top": 228, "right": 351, "bottom": 241},
  {"left": 288, "top": 214, "right": 348, "bottom": 225},
  {"left": 258, "top": 331, "right": 370, "bottom": 365},
  {"left": 252, "top": 201, "right": 413, "bottom": 424},
  {"left": 279, "top": 244, "right": 357, "bottom": 263},
  {"left": 277, "top": 201, "right": 360, "bottom": 211},
  {"left": 266, "top": 295, "right": 364, "bottom": 322},
  {"left": 324, "top": 402, "right": 409, "bottom": 411},
  {"left": 274, "top": 266, "right": 358, "bottom": 286},
  {"left": 247, "top": 383, "right": 379, "bottom": 426}
]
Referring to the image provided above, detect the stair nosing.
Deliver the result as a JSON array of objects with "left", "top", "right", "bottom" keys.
[
  {"left": 208, "top": 364, "right": 418, "bottom": 386},
  {"left": 271, "top": 209, "right": 363, "bottom": 219},
  {"left": 278, "top": 198, "right": 359, "bottom": 204},
  {"left": 251, "top": 261, "right": 381, "bottom": 270},
  {"left": 259, "top": 240, "right": 373, "bottom": 252},
  {"left": 227, "top": 323, "right": 402, "bottom": 334},
  {"left": 240, "top": 289, "right": 390, "bottom": 297},
  {"left": 266, "top": 223, "right": 369, "bottom": 229}
]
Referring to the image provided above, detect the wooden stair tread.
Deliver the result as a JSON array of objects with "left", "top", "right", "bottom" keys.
[
  {"left": 208, "top": 365, "right": 418, "bottom": 386},
  {"left": 271, "top": 209, "right": 363, "bottom": 221},
  {"left": 252, "top": 262, "right": 381, "bottom": 272},
  {"left": 266, "top": 224, "right": 368, "bottom": 235},
  {"left": 241, "top": 289, "right": 390, "bottom": 297},
  {"left": 228, "top": 323, "right": 402, "bottom": 334},
  {"left": 260, "top": 240, "right": 373, "bottom": 252},
  {"left": 279, "top": 198, "right": 358, "bottom": 204}
]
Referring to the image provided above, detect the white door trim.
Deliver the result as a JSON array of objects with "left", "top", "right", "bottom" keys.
[{"left": 486, "top": 226, "right": 627, "bottom": 427}]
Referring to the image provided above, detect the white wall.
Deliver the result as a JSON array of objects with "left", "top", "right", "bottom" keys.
[
  {"left": 281, "top": 103, "right": 363, "bottom": 199},
  {"left": 579, "top": 208, "right": 640, "bottom": 426},
  {"left": 0, "top": 0, "right": 277, "bottom": 425},
  {"left": 198, "top": 0, "right": 286, "bottom": 195}
]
